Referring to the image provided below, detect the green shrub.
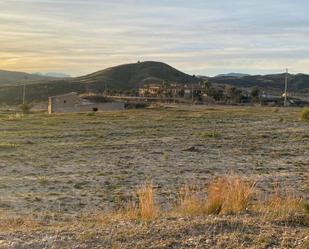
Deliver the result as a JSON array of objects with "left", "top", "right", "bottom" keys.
[
  {"left": 200, "top": 131, "right": 220, "bottom": 139},
  {"left": 0, "top": 143, "right": 17, "bottom": 149},
  {"left": 20, "top": 103, "right": 33, "bottom": 114}
]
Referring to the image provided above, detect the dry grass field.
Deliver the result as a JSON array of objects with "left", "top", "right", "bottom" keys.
[{"left": 0, "top": 105, "right": 308, "bottom": 248}]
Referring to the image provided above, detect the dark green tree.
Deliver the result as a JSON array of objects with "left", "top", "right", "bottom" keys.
[
  {"left": 224, "top": 86, "right": 242, "bottom": 104},
  {"left": 251, "top": 87, "right": 260, "bottom": 103}
]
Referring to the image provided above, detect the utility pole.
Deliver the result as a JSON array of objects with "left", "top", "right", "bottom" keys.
[
  {"left": 191, "top": 83, "right": 194, "bottom": 104},
  {"left": 284, "top": 68, "right": 288, "bottom": 107},
  {"left": 22, "top": 83, "right": 26, "bottom": 105}
]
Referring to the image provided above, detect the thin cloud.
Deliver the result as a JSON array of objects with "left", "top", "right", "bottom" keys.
[{"left": 0, "top": 0, "right": 308, "bottom": 76}]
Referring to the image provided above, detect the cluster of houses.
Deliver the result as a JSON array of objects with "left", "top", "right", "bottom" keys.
[{"left": 138, "top": 83, "right": 205, "bottom": 99}]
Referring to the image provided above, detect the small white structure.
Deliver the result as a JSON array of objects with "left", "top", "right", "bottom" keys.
[{"left": 48, "top": 92, "right": 125, "bottom": 114}]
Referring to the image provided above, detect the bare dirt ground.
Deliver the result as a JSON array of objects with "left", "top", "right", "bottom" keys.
[
  {"left": 0, "top": 105, "right": 308, "bottom": 248},
  {"left": 0, "top": 214, "right": 308, "bottom": 249}
]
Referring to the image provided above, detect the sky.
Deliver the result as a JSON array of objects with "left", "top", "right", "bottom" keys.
[{"left": 0, "top": 0, "right": 308, "bottom": 76}]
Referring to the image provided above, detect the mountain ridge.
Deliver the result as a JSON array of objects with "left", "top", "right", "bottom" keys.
[
  {"left": 215, "top": 73, "right": 250, "bottom": 77},
  {"left": 0, "top": 69, "right": 56, "bottom": 86},
  {"left": 0, "top": 61, "right": 308, "bottom": 105},
  {"left": 0, "top": 61, "right": 199, "bottom": 104}
]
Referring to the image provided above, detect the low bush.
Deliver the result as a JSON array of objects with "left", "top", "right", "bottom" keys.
[
  {"left": 200, "top": 131, "right": 221, "bottom": 139},
  {"left": 20, "top": 103, "right": 33, "bottom": 114},
  {"left": 299, "top": 107, "right": 309, "bottom": 121}
]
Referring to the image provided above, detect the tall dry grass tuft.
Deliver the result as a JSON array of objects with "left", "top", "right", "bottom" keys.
[
  {"left": 136, "top": 182, "right": 158, "bottom": 221},
  {"left": 176, "top": 176, "right": 255, "bottom": 216},
  {"left": 205, "top": 176, "right": 256, "bottom": 215},
  {"left": 115, "top": 182, "right": 158, "bottom": 221},
  {"left": 178, "top": 185, "right": 205, "bottom": 216}
]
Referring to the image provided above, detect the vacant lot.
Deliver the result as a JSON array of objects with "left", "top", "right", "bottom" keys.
[
  {"left": 0, "top": 105, "right": 308, "bottom": 214},
  {"left": 0, "top": 105, "right": 308, "bottom": 248}
]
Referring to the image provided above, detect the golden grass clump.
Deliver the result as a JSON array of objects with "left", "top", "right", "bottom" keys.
[
  {"left": 299, "top": 107, "right": 309, "bottom": 121},
  {"left": 111, "top": 183, "right": 158, "bottom": 222},
  {"left": 259, "top": 187, "right": 304, "bottom": 221},
  {"left": 177, "top": 176, "right": 255, "bottom": 216},
  {"left": 136, "top": 182, "right": 158, "bottom": 221},
  {"left": 205, "top": 176, "right": 256, "bottom": 215}
]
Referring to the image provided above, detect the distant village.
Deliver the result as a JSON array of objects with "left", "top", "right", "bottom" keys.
[{"left": 47, "top": 80, "right": 309, "bottom": 114}]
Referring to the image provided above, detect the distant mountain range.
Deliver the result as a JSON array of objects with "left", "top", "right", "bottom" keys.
[
  {"left": 0, "top": 61, "right": 308, "bottom": 105},
  {"left": 0, "top": 69, "right": 55, "bottom": 86},
  {"left": 33, "top": 72, "right": 71, "bottom": 78},
  {"left": 215, "top": 73, "right": 250, "bottom": 77},
  {"left": 0, "top": 61, "right": 199, "bottom": 104}
]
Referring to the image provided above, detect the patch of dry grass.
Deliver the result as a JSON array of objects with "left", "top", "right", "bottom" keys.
[
  {"left": 258, "top": 186, "right": 305, "bottom": 223},
  {"left": 115, "top": 182, "right": 159, "bottom": 221},
  {"left": 137, "top": 182, "right": 159, "bottom": 221},
  {"left": 176, "top": 176, "right": 256, "bottom": 216},
  {"left": 177, "top": 185, "right": 205, "bottom": 216},
  {"left": 0, "top": 211, "right": 41, "bottom": 232},
  {"left": 117, "top": 202, "right": 139, "bottom": 221},
  {"left": 205, "top": 176, "right": 256, "bottom": 215}
]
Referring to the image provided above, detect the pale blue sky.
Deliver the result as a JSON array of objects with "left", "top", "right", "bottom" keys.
[{"left": 0, "top": 0, "right": 308, "bottom": 76}]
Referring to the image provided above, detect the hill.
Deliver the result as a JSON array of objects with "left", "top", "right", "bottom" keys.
[
  {"left": 208, "top": 73, "right": 309, "bottom": 94},
  {"left": 0, "top": 62, "right": 308, "bottom": 105},
  {"left": 0, "top": 61, "right": 199, "bottom": 104},
  {"left": 33, "top": 72, "right": 71, "bottom": 78},
  {"left": 75, "top": 61, "right": 198, "bottom": 89},
  {"left": 0, "top": 70, "right": 55, "bottom": 87}
]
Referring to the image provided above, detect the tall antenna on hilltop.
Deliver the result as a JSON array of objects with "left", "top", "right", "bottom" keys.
[{"left": 284, "top": 68, "right": 288, "bottom": 107}]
